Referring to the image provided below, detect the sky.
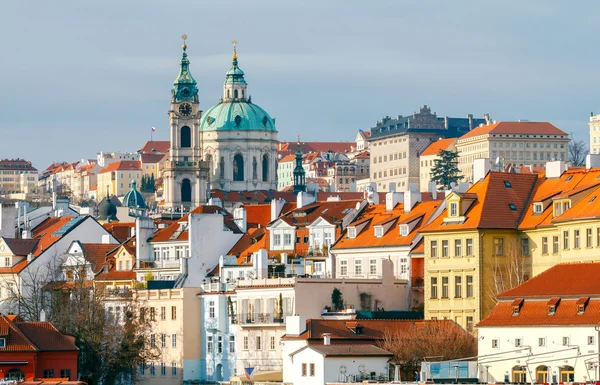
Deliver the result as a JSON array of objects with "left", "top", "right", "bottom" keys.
[{"left": 1, "top": 1, "right": 599, "bottom": 170}]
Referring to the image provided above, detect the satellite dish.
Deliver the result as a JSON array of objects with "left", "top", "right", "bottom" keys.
[
  {"left": 495, "top": 157, "right": 500, "bottom": 164},
  {"left": 339, "top": 365, "right": 347, "bottom": 374}
]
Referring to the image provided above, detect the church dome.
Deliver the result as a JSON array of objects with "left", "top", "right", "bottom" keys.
[
  {"left": 200, "top": 101, "right": 276, "bottom": 132},
  {"left": 122, "top": 180, "right": 147, "bottom": 209},
  {"left": 200, "top": 43, "right": 276, "bottom": 133},
  {"left": 97, "top": 196, "right": 118, "bottom": 222}
]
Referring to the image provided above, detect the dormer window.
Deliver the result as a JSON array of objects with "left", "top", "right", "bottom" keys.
[
  {"left": 512, "top": 298, "right": 524, "bottom": 316},
  {"left": 449, "top": 202, "right": 458, "bottom": 217},
  {"left": 0, "top": 337, "right": 5, "bottom": 348},
  {"left": 374, "top": 226, "right": 383, "bottom": 238},
  {"left": 563, "top": 201, "right": 571, "bottom": 212},
  {"left": 548, "top": 305, "right": 556, "bottom": 315},
  {"left": 554, "top": 202, "right": 563, "bottom": 216},
  {"left": 347, "top": 227, "right": 356, "bottom": 239},
  {"left": 577, "top": 297, "right": 589, "bottom": 315},
  {"left": 533, "top": 203, "right": 543, "bottom": 214},
  {"left": 547, "top": 297, "right": 560, "bottom": 315},
  {"left": 400, "top": 225, "right": 409, "bottom": 236}
]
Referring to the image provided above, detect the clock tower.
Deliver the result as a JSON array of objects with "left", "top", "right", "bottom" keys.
[{"left": 163, "top": 35, "right": 209, "bottom": 210}]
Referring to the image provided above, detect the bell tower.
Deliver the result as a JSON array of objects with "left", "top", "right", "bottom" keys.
[{"left": 163, "top": 34, "right": 208, "bottom": 210}]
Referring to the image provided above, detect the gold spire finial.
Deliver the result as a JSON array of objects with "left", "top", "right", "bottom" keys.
[
  {"left": 182, "top": 34, "right": 188, "bottom": 50},
  {"left": 232, "top": 38, "right": 238, "bottom": 60},
  {"left": 297, "top": 134, "right": 300, "bottom": 144}
]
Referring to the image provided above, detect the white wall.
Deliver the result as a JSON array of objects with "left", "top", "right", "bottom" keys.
[{"left": 478, "top": 325, "right": 599, "bottom": 383}]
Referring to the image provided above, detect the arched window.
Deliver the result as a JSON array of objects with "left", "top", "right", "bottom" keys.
[
  {"left": 219, "top": 157, "right": 225, "bottom": 179},
  {"left": 536, "top": 366, "right": 548, "bottom": 383},
  {"left": 560, "top": 366, "right": 574, "bottom": 383},
  {"left": 252, "top": 156, "right": 257, "bottom": 180},
  {"left": 234, "top": 89, "right": 238, "bottom": 99},
  {"left": 180, "top": 126, "right": 191, "bottom": 148},
  {"left": 262, "top": 154, "right": 269, "bottom": 182},
  {"left": 233, "top": 154, "right": 244, "bottom": 181},
  {"left": 242, "top": 90, "right": 245, "bottom": 98},
  {"left": 512, "top": 366, "right": 527, "bottom": 383},
  {"left": 5, "top": 369, "right": 25, "bottom": 381},
  {"left": 227, "top": 89, "right": 230, "bottom": 99},
  {"left": 181, "top": 179, "right": 191, "bottom": 203}
]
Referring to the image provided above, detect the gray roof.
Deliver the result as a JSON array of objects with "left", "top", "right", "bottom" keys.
[{"left": 291, "top": 344, "right": 393, "bottom": 358}]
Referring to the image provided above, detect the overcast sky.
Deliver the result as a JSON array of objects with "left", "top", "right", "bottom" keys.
[{"left": 1, "top": 1, "right": 599, "bottom": 169}]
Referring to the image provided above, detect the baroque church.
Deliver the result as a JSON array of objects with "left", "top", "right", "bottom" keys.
[{"left": 162, "top": 37, "right": 279, "bottom": 209}]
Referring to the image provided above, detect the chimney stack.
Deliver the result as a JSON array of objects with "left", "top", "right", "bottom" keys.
[{"left": 323, "top": 333, "right": 331, "bottom": 345}]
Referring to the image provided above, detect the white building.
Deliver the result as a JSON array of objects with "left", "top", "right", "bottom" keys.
[
  {"left": 590, "top": 112, "right": 600, "bottom": 154},
  {"left": 477, "top": 262, "right": 600, "bottom": 383}
]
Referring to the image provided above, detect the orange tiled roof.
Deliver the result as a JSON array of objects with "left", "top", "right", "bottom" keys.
[
  {"left": 278, "top": 142, "right": 353, "bottom": 155},
  {"left": 459, "top": 121, "right": 568, "bottom": 140},
  {"left": 80, "top": 243, "right": 119, "bottom": 273},
  {"left": 275, "top": 200, "right": 362, "bottom": 228},
  {"left": 31, "top": 217, "right": 77, "bottom": 256},
  {"left": 0, "top": 315, "right": 37, "bottom": 351},
  {"left": 278, "top": 154, "right": 296, "bottom": 163},
  {"left": 420, "top": 138, "right": 456, "bottom": 156},
  {"left": 97, "top": 160, "right": 141, "bottom": 174},
  {"left": 333, "top": 201, "right": 439, "bottom": 250},
  {"left": 15, "top": 321, "right": 79, "bottom": 351}
]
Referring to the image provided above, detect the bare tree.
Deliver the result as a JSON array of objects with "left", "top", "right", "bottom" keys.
[
  {"left": 487, "top": 237, "right": 529, "bottom": 301},
  {"left": 569, "top": 139, "right": 588, "bottom": 166},
  {"left": 379, "top": 321, "right": 476, "bottom": 379}
]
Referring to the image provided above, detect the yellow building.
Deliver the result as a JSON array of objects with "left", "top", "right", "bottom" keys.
[
  {"left": 420, "top": 171, "right": 537, "bottom": 330},
  {"left": 0, "top": 159, "right": 38, "bottom": 196},
  {"left": 97, "top": 160, "right": 142, "bottom": 199}
]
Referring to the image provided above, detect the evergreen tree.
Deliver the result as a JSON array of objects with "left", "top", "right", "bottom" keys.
[
  {"left": 430, "top": 149, "right": 463, "bottom": 190},
  {"left": 149, "top": 173, "right": 155, "bottom": 193},
  {"left": 140, "top": 175, "right": 147, "bottom": 192}
]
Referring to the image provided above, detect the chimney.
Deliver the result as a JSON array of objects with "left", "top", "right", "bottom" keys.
[
  {"left": 473, "top": 158, "right": 491, "bottom": 182},
  {"left": 281, "top": 253, "right": 288, "bottom": 265},
  {"left": 208, "top": 197, "right": 223, "bottom": 208},
  {"left": 586, "top": 154, "right": 600, "bottom": 170},
  {"left": 285, "top": 315, "right": 307, "bottom": 336},
  {"left": 271, "top": 198, "right": 286, "bottom": 221},
  {"left": 467, "top": 114, "right": 473, "bottom": 130},
  {"left": 385, "top": 192, "right": 403, "bottom": 212},
  {"left": 135, "top": 216, "right": 154, "bottom": 268},
  {"left": 101, "top": 234, "right": 112, "bottom": 244},
  {"left": 233, "top": 207, "right": 247, "bottom": 233},
  {"left": 365, "top": 183, "right": 379, "bottom": 205},
  {"left": 323, "top": 333, "right": 331, "bottom": 345},
  {"left": 254, "top": 249, "right": 268, "bottom": 279},
  {"left": 403, "top": 184, "right": 421, "bottom": 213},
  {"left": 297, "top": 191, "right": 316, "bottom": 209},
  {"left": 546, "top": 160, "right": 568, "bottom": 178},
  {"left": 428, "top": 181, "right": 438, "bottom": 199},
  {"left": 40, "top": 309, "right": 46, "bottom": 322}
]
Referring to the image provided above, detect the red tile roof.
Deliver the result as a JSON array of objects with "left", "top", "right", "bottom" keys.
[
  {"left": 140, "top": 153, "right": 166, "bottom": 164},
  {"left": 275, "top": 200, "right": 362, "bottom": 228},
  {"left": 0, "top": 159, "right": 37, "bottom": 172},
  {"left": 139, "top": 140, "right": 170, "bottom": 154},
  {"left": 98, "top": 160, "right": 141, "bottom": 174},
  {"left": 293, "top": 344, "right": 392, "bottom": 357},
  {"left": 459, "top": 121, "right": 568, "bottom": 140},
  {"left": 278, "top": 154, "right": 296, "bottom": 163},
  {"left": 278, "top": 142, "right": 354, "bottom": 155},
  {"left": 420, "top": 138, "right": 456, "bottom": 156},
  {"left": 16, "top": 321, "right": 79, "bottom": 351},
  {"left": 80, "top": 243, "right": 119, "bottom": 273}
]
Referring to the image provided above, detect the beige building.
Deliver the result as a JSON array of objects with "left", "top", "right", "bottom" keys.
[
  {"left": 419, "top": 138, "right": 457, "bottom": 192},
  {"left": 456, "top": 121, "right": 570, "bottom": 183},
  {"left": 368, "top": 105, "right": 485, "bottom": 192},
  {"left": 0, "top": 159, "right": 38, "bottom": 196},
  {"left": 590, "top": 112, "right": 600, "bottom": 154},
  {"left": 97, "top": 160, "right": 142, "bottom": 199}
]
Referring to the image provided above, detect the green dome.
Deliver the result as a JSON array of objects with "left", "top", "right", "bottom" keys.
[
  {"left": 122, "top": 180, "right": 147, "bottom": 209},
  {"left": 200, "top": 101, "right": 277, "bottom": 132}
]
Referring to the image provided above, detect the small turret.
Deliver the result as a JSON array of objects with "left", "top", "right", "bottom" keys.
[
  {"left": 172, "top": 34, "right": 198, "bottom": 103},
  {"left": 293, "top": 136, "right": 306, "bottom": 194}
]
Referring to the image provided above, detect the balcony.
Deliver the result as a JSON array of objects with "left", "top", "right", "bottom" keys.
[
  {"left": 201, "top": 282, "right": 237, "bottom": 293},
  {"left": 105, "top": 288, "right": 133, "bottom": 299},
  {"left": 232, "top": 312, "right": 292, "bottom": 326}
]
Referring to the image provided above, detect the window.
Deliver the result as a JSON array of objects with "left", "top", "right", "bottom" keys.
[
  {"left": 574, "top": 229, "right": 580, "bottom": 248},
  {"left": 161, "top": 306, "right": 166, "bottom": 320},
  {"left": 442, "top": 276, "right": 449, "bottom": 298},
  {"left": 504, "top": 180, "right": 512, "bottom": 188},
  {"left": 140, "top": 364, "right": 146, "bottom": 376},
  {"left": 492, "top": 339, "right": 498, "bottom": 348},
  {"left": 374, "top": 226, "right": 383, "bottom": 237},
  {"left": 230, "top": 336, "right": 236, "bottom": 353},
  {"left": 400, "top": 225, "right": 409, "bottom": 236},
  {"left": 284, "top": 233, "right": 292, "bottom": 245},
  {"left": 563, "top": 336, "right": 570, "bottom": 346},
  {"left": 310, "top": 363, "right": 315, "bottom": 376},
  {"left": 207, "top": 336, "right": 213, "bottom": 353},
  {"left": 430, "top": 277, "right": 438, "bottom": 299},
  {"left": 347, "top": 228, "right": 356, "bottom": 238},
  {"left": 521, "top": 238, "right": 529, "bottom": 256},
  {"left": 431, "top": 240, "right": 438, "bottom": 258},
  {"left": 450, "top": 202, "right": 458, "bottom": 216},
  {"left": 150, "top": 307, "right": 156, "bottom": 321},
  {"left": 462, "top": 316, "right": 472, "bottom": 332},
  {"left": 597, "top": 228, "right": 600, "bottom": 247},
  {"left": 466, "top": 276, "right": 473, "bottom": 298},
  {"left": 589, "top": 336, "right": 595, "bottom": 345},
  {"left": 587, "top": 228, "right": 593, "bottom": 247},
  {"left": 509, "top": 203, "right": 517, "bottom": 211},
  {"left": 151, "top": 334, "right": 156, "bottom": 347},
  {"left": 493, "top": 238, "right": 504, "bottom": 256},
  {"left": 455, "top": 239, "right": 462, "bottom": 257},
  {"left": 161, "top": 333, "right": 166, "bottom": 348},
  {"left": 539, "top": 337, "right": 546, "bottom": 347},
  {"left": 515, "top": 338, "right": 522, "bottom": 347},
  {"left": 369, "top": 259, "right": 377, "bottom": 275},
  {"left": 466, "top": 239, "right": 473, "bottom": 256},
  {"left": 172, "top": 333, "right": 177, "bottom": 348},
  {"left": 442, "top": 240, "right": 449, "bottom": 257},
  {"left": 340, "top": 260, "right": 348, "bottom": 276},
  {"left": 256, "top": 335, "right": 262, "bottom": 350},
  {"left": 533, "top": 203, "right": 543, "bottom": 213},
  {"left": 455, "top": 276, "right": 462, "bottom": 298},
  {"left": 270, "top": 335, "right": 276, "bottom": 350},
  {"left": 161, "top": 362, "right": 166, "bottom": 376},
  {"left": 172, "top": 306, "right": 177, "bottom": 320},
  {"left": 209, "top": 301, "right": 215, "bottom": 318},
  {"left": 542, "top": 237, "right": 548, "bottom": 254},
  {"left": 43, "top": 369, "right": 54, "bottom": 378},
  {"left": 354, "top": 260, "right": 362, "bottom": 275},
  {"left": 563, "top": 230, "right": 569, "bottom": 249},
  {"left": 150, "top": 363, "right": 155, "bottom": 376},
  {"left": 553, "top": 236, "right": 559, "bottom": 254},
  {"left": 172, "top": 362, "right": 177, "bottom": 376},
  {"left": 218, "top": 336, "right": 223, "bottom": 353},
  {"left": 302, "top": 363, "right": 307, "bottom": 377},
  {"left": 274, "top": 234, "right": 281, "bottom": 246}
]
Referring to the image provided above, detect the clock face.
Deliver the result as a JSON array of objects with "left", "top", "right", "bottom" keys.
[{"left": 179, "top": 103, "right": 192, "bottom": 116}]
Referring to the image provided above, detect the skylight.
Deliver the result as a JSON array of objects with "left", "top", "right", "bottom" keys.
[
  {"left": 504, "top": 181, "right": 512, "bottom": 188},
  {"left": 508, "top": 204, "right": 517, "bottom": 211},
  {"left": 565, "top": 175, "right": 573, "bottom": 181},
  {"left": 590, "top": 196, "right": 597, "bottom": 204}
]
